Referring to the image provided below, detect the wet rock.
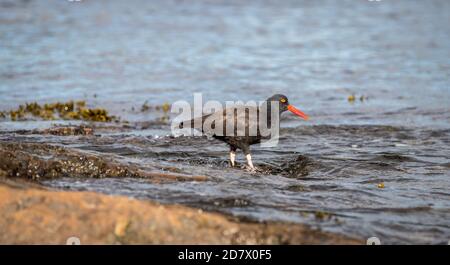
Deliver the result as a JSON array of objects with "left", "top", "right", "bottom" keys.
[
  {"left": 43, "top": 126, "right": 94, "bottom": 136},
  {"left": 0, "top": 182, "right": 362, "bottom": 244},
  {"left": 274, "top": 155, "right": 315, "bottom": 178},
  {"left": 255, "top": 155, "right": 316, "bottom": 177},
  {"left": 9, "top": 125, "right": 95, "bottom": 136},
  {"left": 376, "top": 153, "right": 415, "bottom": 163},
  {"left": 0, "top": 141, "right": 207, "bottom": 182}
]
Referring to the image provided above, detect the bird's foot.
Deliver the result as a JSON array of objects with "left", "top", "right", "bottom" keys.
[{"left": 242, "top": 165, "right": 261, "bottom": 173}]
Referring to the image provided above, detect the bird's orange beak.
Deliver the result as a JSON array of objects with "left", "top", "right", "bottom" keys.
[{"left": 287, "top": 105, "right": 309, "bottom": 120}]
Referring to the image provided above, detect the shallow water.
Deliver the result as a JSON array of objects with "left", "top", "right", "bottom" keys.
[{"left": 1, "top": 0, "right": 450, "bottom": 244}]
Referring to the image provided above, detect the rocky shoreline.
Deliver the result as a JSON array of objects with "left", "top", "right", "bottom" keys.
[
  {"left": 0, "top": 178, "right": 361, "bottom": 244},
  {"left": 0, "top": 137, "right": 361, "bottom": 245}
]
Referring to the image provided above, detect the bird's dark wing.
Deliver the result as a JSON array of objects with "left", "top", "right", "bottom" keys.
[
  {"left": 202, "top": 105, "right": 261, "bottom": 137},
  {"left": 179, "top": 105, "right": 268, "bottom": 138}
]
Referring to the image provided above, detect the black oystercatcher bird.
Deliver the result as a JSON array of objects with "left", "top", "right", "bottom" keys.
[{"left": 179, "top": 94, "right": 309, "bottom": 171}]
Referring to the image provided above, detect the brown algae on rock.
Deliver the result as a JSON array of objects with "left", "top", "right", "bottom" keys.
[
  {"left": 141, "top": 101, "right": 171, "bottom": 113},
  {"left": 2, "top": 101, "right": 118, "bottom": 122},
  {"left": 347, "top": 94, "right": 356, "bottom": 102}
]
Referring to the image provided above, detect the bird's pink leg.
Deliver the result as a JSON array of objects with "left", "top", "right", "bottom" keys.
[
  {"left": 230, "top": 151, "right": 236, "bottom": 167},
  {"left": 246, "top": 154, "right": 255, "bottom": 170}
]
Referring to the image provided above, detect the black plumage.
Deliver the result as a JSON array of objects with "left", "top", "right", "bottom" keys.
[{"left": 179, "top": 94, "right": 308, "bottom": 170}]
